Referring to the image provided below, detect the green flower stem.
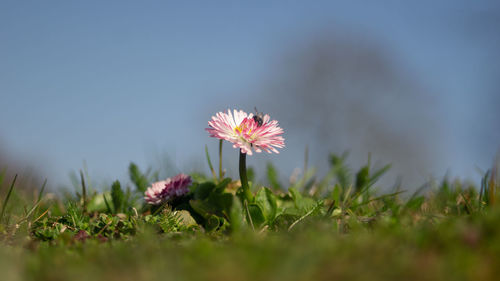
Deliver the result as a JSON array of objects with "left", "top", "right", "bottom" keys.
[{"left": 239, "top": 150, "right": 253, "bottom": 202}]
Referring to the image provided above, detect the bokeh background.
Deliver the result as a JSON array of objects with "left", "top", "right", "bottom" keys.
[{"left": 1, "top": 1, "right": 499, "bottom": 190}]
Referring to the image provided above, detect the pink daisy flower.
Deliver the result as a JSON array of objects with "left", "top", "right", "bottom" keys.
[
  {"left": 206, "top": 109, "right": 285, "bottom": 155},
  {"left": 144, "top": 173, "right": 192, "bottom": 205}
]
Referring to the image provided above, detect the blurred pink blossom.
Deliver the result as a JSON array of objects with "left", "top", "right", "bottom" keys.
[{"left": 144, "top": 173, "right": 191, "bottom": 205}]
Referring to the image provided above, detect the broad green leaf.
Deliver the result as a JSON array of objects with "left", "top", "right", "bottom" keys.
[
  {"left": 214, "top": 178, "right": 232, "bottom": 193},
  {"left": 208, "top": 192, "right": 233, "bottom": 216},
  {"left": 255, "top": 187, "right": 278, "bottom": 221},
  {"left": 189, "top": 199, "right": 216, "bottom": 218},
  {"left": 247, "top": 203, "right": 266, "bottom": 229},
  {"left": 230, "top": 197, "right": 245, "bottom": 232},
  {"left": 281, "top": 207, "right": 302, "bottom": 217},
  {"left": 194, "top": 182, "right": 216, "bottom": 200}
]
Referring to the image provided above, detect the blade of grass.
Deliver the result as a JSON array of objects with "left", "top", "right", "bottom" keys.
[
  {"left": 36, "top": 179, "right": 47, "bottom": 205},
  {"left": 460, "top": 193, "right": 473, "bottom": 215},
  {"left": 205, "top": 144, "right": 217, "bottom": 181},
  {"left": 243, "top": 200, "right": 255, "bottom": 231},
  {"left": 23, "top": 179, "right": 47, "bottom": 221},
  {"left": 17, "top": 199, "right": 45, "bottom": 224},
  {"left": 479, "top": 170, "right": 490, "bottom": 206},
  {"left": 31, "top": 178, "right": 48, "bottom": 222},
  {"left": 80, "top": 170, "right": 87, "bottom": 212},
  {"left": 103, "top": 193, "right": 112, "bottom": 213},
  {"left": 152, "top": 203, "right": 168, "bottom": 216},
  {"left": 32, "top": 208, "right": 49, "bottom": 223},
  {"left": 0, "top": 174, "right": 17, "bottom": 223},
  {"left": 325, "top": 200, "right": 336, "bottom": 217},
  {"left": 288, "top": 203, "right": 320, "bottom": 232},
  {"left": 348, "top": 164, "right": 392, "bottom": 205}
]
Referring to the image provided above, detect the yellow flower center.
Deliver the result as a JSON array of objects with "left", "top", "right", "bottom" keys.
[{"left": 234, "top": 122, "right": 252, "bottom": 135}]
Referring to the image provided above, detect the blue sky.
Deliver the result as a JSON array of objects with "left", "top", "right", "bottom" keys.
[{"left": 1, "top": 1, "right": 499, "bottom": 189}]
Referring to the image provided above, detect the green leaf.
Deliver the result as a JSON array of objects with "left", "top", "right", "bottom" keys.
[
  {"left": 349, "top": 164, "right": 392, "bottom": 204},
  {"left": 208, "top": 192, "right": 233, "bottom": 216},
  {"left": 102, "top": 193, "right": 113, "bottom": 214},
  {"left": 247, "top": 203, "right": 266, "bottom": 229},
  {"left": 255, "top": 187, "right": 278, "bottom": 221},
  {"left": 205, "top": 215, "right": 220, "bottom": 232},
  {"left": 329, "top": 151, "right": 351, "bottom": 188},
  {"left": 355, "top": 165, "right": 370, "bottom": 192},
  {"left": 281, "top": 207, "right": 303, "bottom": 217},
  {"left": 331, "top": 184, "right": 341, "bottom": 203},
  {"left": 194, "top": 182, "right": 216, "bottom": 200},
  {"left": 214, "top": 178, "right": 232, "bottom": 193},
  {"left": 273, "top": 213, "right": 299, "bottom": 230},
  {"left": 289, "top": 187, "right": 316, "bottom": 213},
  {"left": 189, "top": 199, "right": 216, "bottom": 219},
  {"left": 111, "top": 180, "right": 124, "bottom": 213},
  {"left": 230, "top": 197, "right": 245, "bottom": 232},
  {"left": 129, "top": 162, "right": 149, "bottom": 192}
]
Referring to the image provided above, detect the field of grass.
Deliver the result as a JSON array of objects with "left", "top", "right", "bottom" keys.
[{"left": 0, "top": 151, "right": 499, "bottom": 281}]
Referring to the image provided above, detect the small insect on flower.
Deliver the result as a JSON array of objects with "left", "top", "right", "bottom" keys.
[
  {"left": 144, "top": 173, "right": 192, "bottom": 205},
  {"left": 252, "top": 107, "right": 264, "bottom": 127},
  {"left": 206, "top": 109, "right": 285, "bottom": 155}
]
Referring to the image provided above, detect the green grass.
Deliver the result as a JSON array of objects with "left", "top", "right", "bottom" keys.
[{"left": 0, "top": 152, "right": 499, "bottom": 281}]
